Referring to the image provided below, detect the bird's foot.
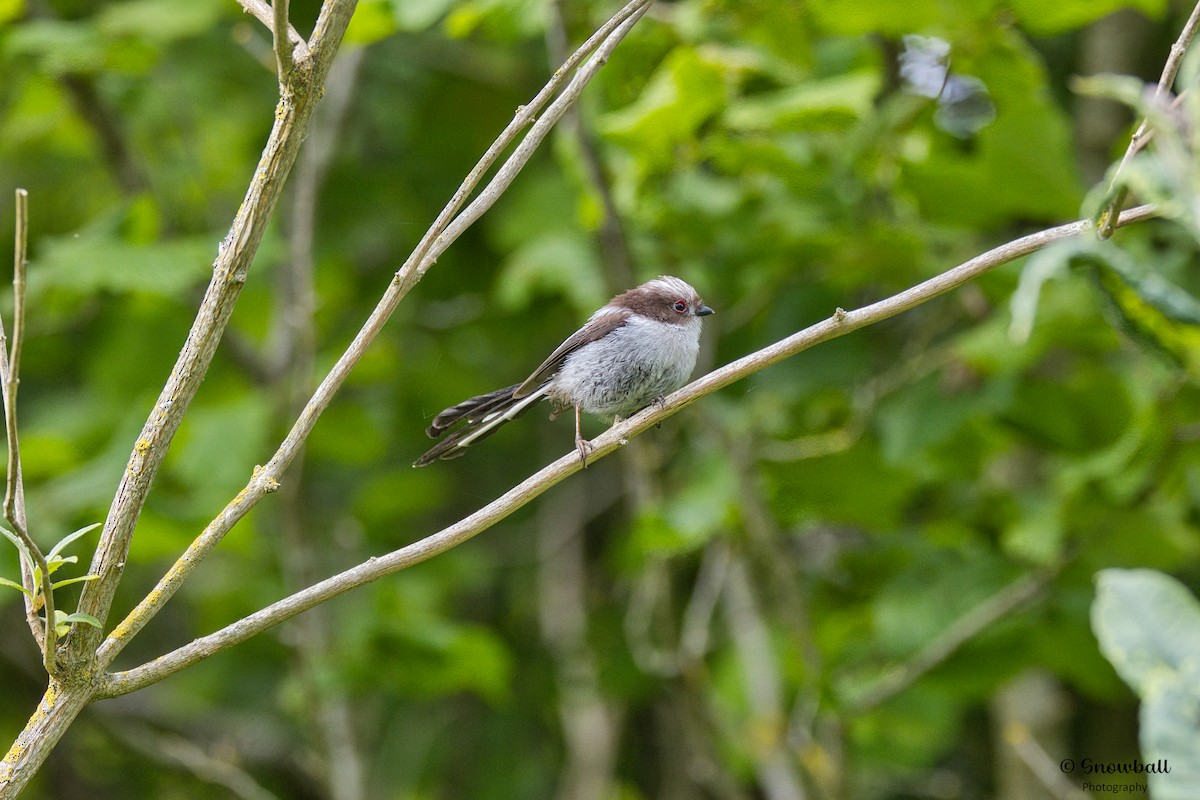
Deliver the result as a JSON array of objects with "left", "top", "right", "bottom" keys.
[{"left": 575, "top": 433, "right": 593, "bottom": 469}]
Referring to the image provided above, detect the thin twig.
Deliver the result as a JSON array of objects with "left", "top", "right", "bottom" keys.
[
  {"left": 96, "top": 204, "right": 1156, "bottom": 699},
  {"left": 0, "top": 197, "right": 38, "bottom": 650},
  {"left": 7, "top": 193, "right": 28, "bottom": 499},
  {"left": 96, "top": 0, "right": 655, "bottom": 670},
  {"left": 238, "top": 0, "right": 310, "bottom": 62},
  {"left": 1097, "top": 1, "right": 1200, "bottom": 238},
  {"left": 272, "top": 0, "right": 294, "bottom": 82},
  {"left": 3, "top": 189, "right": 56, "bottom": 676}
]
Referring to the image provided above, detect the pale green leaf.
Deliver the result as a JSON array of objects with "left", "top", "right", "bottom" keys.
[
  {"left": 50, "top": 574, "right": 98, "bottom": 591},
  {"left": 46, "top": 522, "right": 102, "bottom": 563},
  {"left": 0, "top": 576, "right": 32, "bottom": 597}
]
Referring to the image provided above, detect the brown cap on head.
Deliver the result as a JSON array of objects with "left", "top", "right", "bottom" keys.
[{"left": 609, "top": 276, "right": 713, "bottom": 323}]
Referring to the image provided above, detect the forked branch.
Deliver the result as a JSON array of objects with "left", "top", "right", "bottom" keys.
[{"left": 96, "top": 0, "right": 656, "bottom": 670}]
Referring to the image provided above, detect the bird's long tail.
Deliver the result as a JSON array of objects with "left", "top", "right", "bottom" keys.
[{"left": 414, "top": 383, "right": 547, "bottom": 466}]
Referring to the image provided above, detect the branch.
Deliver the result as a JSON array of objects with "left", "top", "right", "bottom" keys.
[
  {"left": 70, "top": 0, "right": 359, "bottom": 661},
  {"left": 845, "top": 567, "right": 1060, "bottom": 713},
  {"left": 238, "top": 0, "right": 310, "bottom": 63},
  {"left": 97, "top": 204, "right": 1156, "bottom": 698},
  {"left": 1096, "top": 1, "right": 1200, "bottom": 237},
  {"left": 7, "top": 189, "right": 29, "bottom": 520},
  {"left": 96, "top": 0, "right": 655, "bottom": 670},
  {"left": 2, "top": 189, "right": 56, "bottom": 676},
  {"left": 272, "top": 0, "right": 294, "bottom": 82}
]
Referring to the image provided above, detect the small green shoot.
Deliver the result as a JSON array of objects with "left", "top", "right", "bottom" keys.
[{"left": 0, "top": 522, "right": 101, "bottom": 609}]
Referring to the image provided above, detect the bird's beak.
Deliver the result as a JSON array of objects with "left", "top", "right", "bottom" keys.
[{"left": 696, "top": 304, "right": 714, "bottom": 317}]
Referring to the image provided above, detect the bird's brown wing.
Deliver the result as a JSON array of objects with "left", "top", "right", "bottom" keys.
[{"left": 513, "top": 309, "right": 629, "bottom": 398}]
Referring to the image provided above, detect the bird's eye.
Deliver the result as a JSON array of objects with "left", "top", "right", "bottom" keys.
[{"left": 672, "top": 299, "right": 688, "bottom": 314}]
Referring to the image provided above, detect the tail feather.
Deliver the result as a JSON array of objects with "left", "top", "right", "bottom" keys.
[{"left": 415, "top": 383, "right": 547, "bottom": 466}]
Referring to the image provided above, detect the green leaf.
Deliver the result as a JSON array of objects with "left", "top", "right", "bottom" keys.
[
  {"left": 494, "top": 232, "right": 605, "bottom": 314},
  {"left": 3, "top": 19, "right": 109, "bottom": 76},
  {"left": 390, "top": 0, "right": 455, "bottom": 31},
  {"left": 46, "top": 522, "right": 102, "bottom": 563},
  {"left": 807, "top": 0, "right": 942, "bottom": 35},
  {"left": 901, "top": 29, "right": 1083, "bottom": 224},
  {"left": 1091, "top": 569, "right": 1200, "bottom": 696},
  {"left": 0, "top": 0, "right": 23, "bottom": 25},
  {"left": 1010, "top": 237, "right": 1200, "bottom": 375},
  {"left": 32, "top": 214, "right": 216, "bottom": 299},
  {"left": 54, "top": 610, "right": 102, "bottom": 637},
  {"left": 0, "top": 576, "right": 32, "bottom": 597},
  {"left": 50, "top": 574, "right": 98, "bottom": 591},
  {"left": 1092, "top": 570, "right": 1200, "bottom": 799},
  {"left": 43, "top": 554, "right": 77, "bottom": 576},
  {"left": 0, "top": 525, "right": 34, "bottom": 570}
]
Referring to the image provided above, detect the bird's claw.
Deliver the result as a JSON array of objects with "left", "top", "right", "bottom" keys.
[{"left": 575, "top": 435, "right": 593, "bottom": 469}]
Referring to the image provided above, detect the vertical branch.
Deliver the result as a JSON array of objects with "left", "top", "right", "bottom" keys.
[
  {"left": 7, "top": 189, "right": 28, "bottom": 506},
  {"left": 272, "top": 0, "right": 294, "bottom": 82},
  {"left": 3, "top": 189, "right": 56, "bottom": 676}
]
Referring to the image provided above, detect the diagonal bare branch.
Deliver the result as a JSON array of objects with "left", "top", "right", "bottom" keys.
[{"left": 97, "top": 204, "right": 1157, "bottom": 698}]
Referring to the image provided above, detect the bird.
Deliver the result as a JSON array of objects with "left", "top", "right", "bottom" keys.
[{"left": 414, "top": 275, "right": 713, "bottom": 467}]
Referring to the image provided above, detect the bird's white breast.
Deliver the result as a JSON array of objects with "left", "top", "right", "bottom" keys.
[{"left": 548, "top": 314, "right": 702, "bottom": 420}]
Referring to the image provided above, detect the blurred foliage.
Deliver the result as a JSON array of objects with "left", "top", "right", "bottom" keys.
[{"left": 1, "top": 0, "right": 1199, "bottom": 798}]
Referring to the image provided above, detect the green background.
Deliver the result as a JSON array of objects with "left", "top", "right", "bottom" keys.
[{"left": 2, "top": 0, "right": 1198, "bottom": 797}]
